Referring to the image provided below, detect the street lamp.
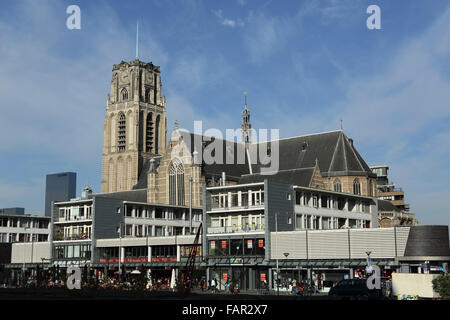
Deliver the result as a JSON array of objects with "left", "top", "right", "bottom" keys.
[
  {"left": 275, "top": 212, "right": 279, "bottom": 296},
  {"left": 117, "top": 222, "right": 124, "bottom": 283},
  {"left": 189, "top": 176, "right": 193, "bottom": 235},
  {"left": 283, "top": 253, "right": 289, "bottom": 291},
  {"left": 22, "top": 226, "right": 28, "bottom": 286}
]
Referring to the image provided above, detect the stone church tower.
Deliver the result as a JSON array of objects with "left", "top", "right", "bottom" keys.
[{"left": 101, "top": 59, "right": 167, "bottom": 193}]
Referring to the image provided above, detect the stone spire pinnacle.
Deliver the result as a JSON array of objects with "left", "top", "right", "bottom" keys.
[{"left": 241, "top": 92, "right": 251, "bottom": 145}]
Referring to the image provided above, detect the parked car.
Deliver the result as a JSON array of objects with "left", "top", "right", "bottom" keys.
[{"left": 328, "top": 278, "right": 382, "bottom": 299}]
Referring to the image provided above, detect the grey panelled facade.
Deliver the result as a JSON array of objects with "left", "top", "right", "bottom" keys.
[
  {"left": 91, "top": 196, "right": 124, "bottom": 263},
  {"left": 264, "top": 179, "right": 295, "bottom": 261},
  {"left": 270, "top": 227, "right": 412, "bottom": 260}
]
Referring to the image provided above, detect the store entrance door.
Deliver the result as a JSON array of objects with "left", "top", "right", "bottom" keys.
[{"left": 232, "top": 267, "right": 248, "bottom": 291}]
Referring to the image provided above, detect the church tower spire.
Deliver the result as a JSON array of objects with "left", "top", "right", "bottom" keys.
[
  {"left": 101, "top": 57, "right": 167, "bottom": 193},
  {"left": 241, "top": 92, "right": 252, "bottom": 146}
]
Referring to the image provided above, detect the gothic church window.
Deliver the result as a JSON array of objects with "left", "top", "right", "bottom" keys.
[
  {"left": 118, "top": 113, "right": 126, "bottom": 152},
  {"left": 353, "top": 178, "right": 361, "bottom": 195},
  {"left": 121, "top": 88, "right": 128, "bottom": 101},
  {"left": 169, "top": 158, "right": 185, "bottom": 206},
  {"left": 333, "top": 179, "right": 342, "bottom": 193}
]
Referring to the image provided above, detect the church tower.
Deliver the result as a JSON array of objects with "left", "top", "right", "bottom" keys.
[
  {"left": 101, "top": 59, "right": 167, "bottom": 193},
  {"left": 241, "top": 92, "right": 252, "bottom": 147}
]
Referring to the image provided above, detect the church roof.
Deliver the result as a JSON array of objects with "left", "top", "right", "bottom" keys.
[
  {"left": 250, "top": 130, "right": 375, "bottom": 179},
  {"left": 133, "top": 129, "right": 374, "bottom": 189},
  {"left": 181, "top": 131, "right": 251, "bottom": 180},
  {"left": 93, "top": 189, "right": 147, "bottom": 202},
  {"left": 239, "top": 167, "right": 315, "bottom": 187}
]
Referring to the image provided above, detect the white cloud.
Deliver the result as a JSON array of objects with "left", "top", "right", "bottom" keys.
[{"left": 213, "top": 9, "right": 245, "bottom": 28}]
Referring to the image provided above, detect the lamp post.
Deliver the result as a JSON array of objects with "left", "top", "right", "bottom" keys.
[
  {"left": 189, "top": 176, "right": 193, "bottom": 235},
  {"left": 22, "top": 226, "right": 28, "bottom": 286},
  {"left": 117, "top": 222, "right": 124, "bottom": 283},
  {"left": 283, "top": 252, "right": 289, "bottom": 291},
  {"left": 275, "top": 212, "right": 279, "bottom": 296}
]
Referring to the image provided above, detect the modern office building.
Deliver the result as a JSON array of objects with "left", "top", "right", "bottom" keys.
[
  {"left": 0, "top": 208, "right": 25, "bottom": 215},
  {"left": 45, "top": 172, "right": 77, "bottom": 217},
  {"left": 0, "top": 211, "right": 50, "bottom": 243},
  {"left": 202, "top": 179, "right": 379, "bottom": 291},
  {"left": 48, "top": 186, "right": 202, "bottom": 282}
]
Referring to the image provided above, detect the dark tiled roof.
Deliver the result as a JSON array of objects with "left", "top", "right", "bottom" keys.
[
  {"left": 134, "top": 129, "right": 374, "bottom": 188},
  {"left": 239, "top": 167, "right": 315, "bottom": 187},
  {"left": 93, "top": 189, "right": 147, "bottom": 202},
  {"left": 251, "top": 130, "right": 375, "bottom": 178},
  {"left": 180, "top": 131, "right": 251, "bottom": 180}
]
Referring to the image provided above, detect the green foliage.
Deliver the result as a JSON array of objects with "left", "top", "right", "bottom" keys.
[{"left": 432, "top": 273, "right": 450, "bottom": 299}]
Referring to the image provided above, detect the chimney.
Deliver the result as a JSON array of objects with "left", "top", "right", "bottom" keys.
[{"left": 349, "top": 138, "right": 354, "bottom": 147}]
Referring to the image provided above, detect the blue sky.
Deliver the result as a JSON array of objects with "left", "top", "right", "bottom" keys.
[{"left": 0, "top": 0, "right": 449, "bottom": 226}]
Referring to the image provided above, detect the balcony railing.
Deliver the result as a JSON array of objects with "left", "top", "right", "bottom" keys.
[
  {"left": 54, "top": 233, "right": 91, "bottom": 241},
  {"left": 210, "top": 203, "right": 264, "bottom": 211},
  {"left": 55, "top": 216, "right": 92, "bottom": 223},
  {"left": 207, "top": 224, "right": 265, "bottom": 234}
]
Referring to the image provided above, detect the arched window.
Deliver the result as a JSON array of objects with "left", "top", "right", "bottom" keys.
[
  {"left": 121, "top": 88, "right": 128, "bottom": 101},
  {"left": 118, "top": 113, "right": 126, "bottom": 151},
  {"left": 146, "top": 113, "right": 154, "bottom": 152},
  {"left": 333, "top": 179, "right": 342, "bottom": 193},
  {"left": 155, "top": 115, "right": 160, "bottom": 154},
  {"left": 169, "top": 158, "right": 185, "bottom": 206},
  {"left": 353, "top": 178, "right": 361, "bottom": 195}
]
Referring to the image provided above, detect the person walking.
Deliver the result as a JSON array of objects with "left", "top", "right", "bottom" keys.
[
  {"left": 200, "top": 278, "right": 205, "bottom": 292},
  {"left": 263, "top": 279, "right": 269, "bottom": 294},
  {"left": 211, "top": 278, "right": 217, "bottom": 292},
  {"left": 291, "top": 279, "right": 297, "bottom": 294}
]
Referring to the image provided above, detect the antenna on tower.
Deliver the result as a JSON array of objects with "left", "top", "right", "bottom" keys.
[
  {"left": 136, "top": 21, "right": 139, "bottom": 59},
  {"left": 340, "top": 119, "right": 343, "bottom": 130}
]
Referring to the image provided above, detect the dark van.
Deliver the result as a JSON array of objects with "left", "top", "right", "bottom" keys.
[{"left": 328, "top": 278, "right": 382, "bottom": 299}]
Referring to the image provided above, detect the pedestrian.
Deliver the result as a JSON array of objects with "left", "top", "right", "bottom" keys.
[
  {"left": 263, "top": 279, "right": 269, "bottom": 294},
  {"left": 291, "top": 279, "right": 297, "bottom": 294},
  {"left": 211, "top": 278, "right": 217, "bottom": 292}
]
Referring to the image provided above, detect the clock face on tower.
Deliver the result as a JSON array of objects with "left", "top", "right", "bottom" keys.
[{"left": 120, "top": 72, "right": 129, "bottom": 83}]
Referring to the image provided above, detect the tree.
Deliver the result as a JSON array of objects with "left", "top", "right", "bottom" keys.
[{"left": 432, "top": 273, "right": 450, "bottom": 299}]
